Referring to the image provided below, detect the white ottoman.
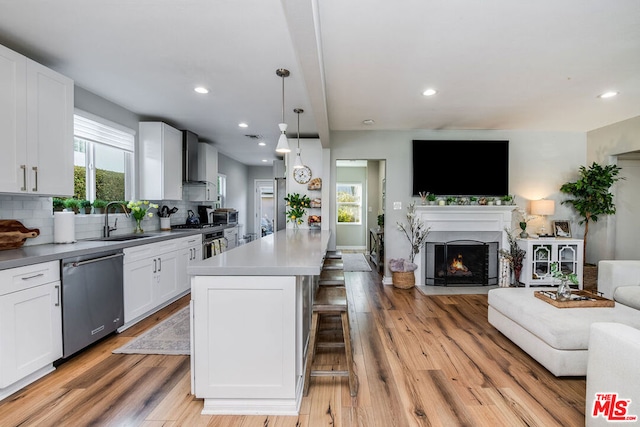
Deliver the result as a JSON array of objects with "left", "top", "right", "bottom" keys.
[{"left": 488, "top": 288, "right": 640, "bottom": 376}]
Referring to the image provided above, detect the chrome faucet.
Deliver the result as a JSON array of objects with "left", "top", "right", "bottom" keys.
[{"left": 103, "top": 201, "right": 130, "bottom": 238}]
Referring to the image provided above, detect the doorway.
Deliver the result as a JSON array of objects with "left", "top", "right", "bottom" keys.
[
  {"left": 335, "top": 160, "right": 386, "bottom": 251},
  {"left": 254, "top": 179, "right": 274, "bottom": 238}
]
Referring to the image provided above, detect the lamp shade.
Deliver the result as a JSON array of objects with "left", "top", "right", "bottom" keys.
[
  {"left": 275, "top": 123, "right": 290, "bottom": 153},
  {"left": 531, "top": 199, "right": 555, "bottom": 216}
]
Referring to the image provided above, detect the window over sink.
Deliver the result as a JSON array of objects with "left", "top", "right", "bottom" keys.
[{"left": 73, "top": 110, "right": 135, "bottom": 203}]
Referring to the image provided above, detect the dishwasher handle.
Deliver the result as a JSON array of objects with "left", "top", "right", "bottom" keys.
[{"left": 65, "top": 252, "right": 124, "bottom": 268}]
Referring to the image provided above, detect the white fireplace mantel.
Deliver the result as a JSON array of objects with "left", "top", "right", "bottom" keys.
[{"left": 413, "top": 205, "right": 517, "bottom": 286}]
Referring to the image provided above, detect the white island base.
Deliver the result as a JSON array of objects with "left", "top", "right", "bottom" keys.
[
  {"left": 191, "top": 275, "right": 311, "bottom": 415},
  {"left": 189, "top": 230, "right": 329, "bottom": 415}
]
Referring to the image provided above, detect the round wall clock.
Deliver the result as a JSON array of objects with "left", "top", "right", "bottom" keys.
[{"left": 293, "top": 166, "right": 312, "bottom": 184}]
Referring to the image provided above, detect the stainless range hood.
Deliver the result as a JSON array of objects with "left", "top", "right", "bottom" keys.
[{"left": 183, "top": 130, "right": 202, "bottom": 182}]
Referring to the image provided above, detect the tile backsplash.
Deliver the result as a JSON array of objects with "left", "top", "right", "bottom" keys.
[{"left": 0, "top": 195, "right": 201, "bottom": 246}]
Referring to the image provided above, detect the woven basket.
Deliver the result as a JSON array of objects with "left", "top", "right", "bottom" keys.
[{"left": 392, "top": 271, "right": 415, "bottom": 289}]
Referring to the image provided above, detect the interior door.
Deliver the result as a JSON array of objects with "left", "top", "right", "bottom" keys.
[{"left": 255, "top": 179, "right": 274, "bottom": 237}]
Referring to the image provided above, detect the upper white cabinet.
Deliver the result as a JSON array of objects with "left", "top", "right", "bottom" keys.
[
  {"left": 139, "top": 122, "right": 183, "bottom": 200},
  {"left": 0, "top": 44, "right": 74, "bottom": 196}
]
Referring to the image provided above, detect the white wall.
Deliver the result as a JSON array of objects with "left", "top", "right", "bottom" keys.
[
  {"left": 587, "top": 115, "right": 640, "bottom": 263},
  {"left": 330, "top": 129, "right": 586, "bottom": 279}
]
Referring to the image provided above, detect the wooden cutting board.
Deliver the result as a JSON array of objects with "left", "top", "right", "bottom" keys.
[{"left": 0, "top": 220, "right": 40, "bottom": 250}]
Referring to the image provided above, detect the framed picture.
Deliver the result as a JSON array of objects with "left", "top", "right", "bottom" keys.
[{"left": 552, "top": 220, "right": 571, "bottom": 238}]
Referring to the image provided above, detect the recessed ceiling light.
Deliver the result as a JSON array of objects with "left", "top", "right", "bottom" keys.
[
  {"left": 422, "top": 88, "right": 437, "bottom": 96},
  {"left": 238, "top": 122, "right": 248, "bottom": 128},
  {"left": 261, "top": 159, "right": 268, "bottom": 163},
  {"left": 362, "top": 119, "right": 375, "bottom": 125},
  {"left": 194, "top": 86, "right": 209, "bottom": 94},
  {"left": 258, "top": 141, "right": 266, "bottom": 146},
  {"left": 598, "top": 91, "right": 619, "bottom": 99}
]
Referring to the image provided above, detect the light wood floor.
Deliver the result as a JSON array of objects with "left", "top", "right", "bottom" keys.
[{"left": 0, "top": 265, "right": 586, "bottom": 426}]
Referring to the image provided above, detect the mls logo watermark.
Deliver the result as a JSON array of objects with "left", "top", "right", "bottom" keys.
[{"left": 592, "top": 393, "right": 638, "bottom": 422}]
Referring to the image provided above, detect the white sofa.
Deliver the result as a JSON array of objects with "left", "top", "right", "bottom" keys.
[
  {"left": 586, "top": 322, "right": 640, "bottom": 426},
  {"left": 488, "top": 260, "right": 640, "bottom": 377}
]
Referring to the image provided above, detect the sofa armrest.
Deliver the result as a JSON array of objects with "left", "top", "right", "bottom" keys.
[
  {"left": 597, "top": 260, "right": 640, "bottom": 300},
  {"left": 586, "top": 322, "right": 640, "bottom": 426}
]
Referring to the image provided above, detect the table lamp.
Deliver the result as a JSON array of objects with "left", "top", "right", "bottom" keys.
[{"left": 531, "top": 199, "right": 555, "bottom": 237}]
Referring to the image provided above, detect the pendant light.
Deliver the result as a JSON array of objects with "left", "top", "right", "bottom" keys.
[
  {"left": 293, "top": 108, "right": 304, "bottom": 169},
  {"left": 275, "top": 68, "right": 291, "bottom": 153}
]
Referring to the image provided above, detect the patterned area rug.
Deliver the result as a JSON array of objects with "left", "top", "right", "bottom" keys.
[
  {"left": 113, "top": 306, "right": 190, "bottom": 355},
  {"left": 343, "top": 253, "right": 372, "bottom": 272}
]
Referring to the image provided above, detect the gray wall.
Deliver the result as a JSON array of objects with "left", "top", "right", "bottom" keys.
[
  {"left": 587, "top": 115, "right": 640, "bottom": 263},
  {"left": 329, "top": 129, "right": 586, "bottom": 278},
  {"left": 217, "top": 153, "right": 249, "bottom": 236}
]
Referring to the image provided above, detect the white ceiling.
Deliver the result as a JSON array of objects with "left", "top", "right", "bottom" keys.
[{"left": 0, "top": 0, "right": 639, "bottom": 166}]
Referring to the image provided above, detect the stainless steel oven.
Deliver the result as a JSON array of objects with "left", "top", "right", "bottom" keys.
[{"left": 202, "top": 229, "right": 225, "bottom": 259}]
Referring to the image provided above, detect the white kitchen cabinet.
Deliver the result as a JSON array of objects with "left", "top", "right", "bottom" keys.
[
  {"left": 0, "top": 261, "right": 62, "bottom": 398},
  {"left": 139, "top": 122, "right": 183, "bottom": 200},
  {"left": 516, "top": 238, "right": 583, "bottom": 288},
  {"left": 224, "top": 226, "right": 238, "bottom": 250},
  {"left": 123, "top": 239, "right": 182, "bottom": 326},
  {"left": 177, "top": 235, "right": 202, "bottom": 293},
  {"left": 0, "top": 43, "right": 74, "bottom": 196}
]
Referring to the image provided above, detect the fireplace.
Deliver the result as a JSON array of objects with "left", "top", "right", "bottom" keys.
[
  {"left": 425, "top": 240, "right": 498, "bottom": 286},
  {"left": 397, "top": 205, "right": 514, "bottom": 287}
]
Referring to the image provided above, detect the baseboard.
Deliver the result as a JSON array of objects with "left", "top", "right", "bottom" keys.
[{"left": 336, "top": 245, "right": 366, "bottom": 251}]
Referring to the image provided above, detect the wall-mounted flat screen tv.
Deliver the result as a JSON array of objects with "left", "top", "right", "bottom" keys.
[{"left": 412, "top": 140, "right": 509, "bottom": 196}]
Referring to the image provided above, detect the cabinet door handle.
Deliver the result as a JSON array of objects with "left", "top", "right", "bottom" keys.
[
  {"left": 158, "top": 257, "right": 162, "bottom": 272},
  {"left": 55, "top": 285, "right": 60, "bottom": 306},
  {"left": 20, "top": 165, "right": 27, "bottom": 191},
  {"left": 32, "top": 166, "right": 38, "bottom": 192},
  {"left": 153, "top": 258, "right": 157, "bottom": 273},
  {"left": 22, "top": 273, "right": 45, "bottom": 280}
]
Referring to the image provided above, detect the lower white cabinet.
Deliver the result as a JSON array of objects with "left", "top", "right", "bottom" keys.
[
  {"left": 123, "top": 239, "right": 182, "bottom": 325},
  {"left": 0, "top": 261, "right": 62, "bottom": 393},
  {"left": 122, "top": 235, "right": 202, "bottom": 328},
  {"left": 224, "top": 226, "right": 238, "bottom": 250},
  {"left": 516, "top": 238, "right": 584, "bottom": 288},
  {"left": 177, "top": 235, "right": 203, "bottom": 293}
]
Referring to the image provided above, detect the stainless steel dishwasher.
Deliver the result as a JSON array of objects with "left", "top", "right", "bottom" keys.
[{"left": 61, "top": 250, "right": 124, "bottom": 358}]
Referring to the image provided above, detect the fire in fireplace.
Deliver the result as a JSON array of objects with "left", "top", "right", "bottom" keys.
[{"left": 425, "top": 240, "right": 499, "bottom": 286}]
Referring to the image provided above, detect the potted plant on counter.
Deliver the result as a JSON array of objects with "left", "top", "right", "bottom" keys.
[
  {"left": 63, "top": 198, "right": 80, "bottom": 214},
  {"left": 80, "top": 199, "right": 92, "bottom": 214},
  {"left": 390, "top": 202, "right": 430, "bottom": 289},
  {"left": 93, "top": 199, "right": 107, "bottom": 214},
  {"left": 284, "top": 193, "right": 310, "bottom": 228}
]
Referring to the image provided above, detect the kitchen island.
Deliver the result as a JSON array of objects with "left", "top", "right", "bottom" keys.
[{"left": 188, "top": 229, "right": 331, "bottom": 415}]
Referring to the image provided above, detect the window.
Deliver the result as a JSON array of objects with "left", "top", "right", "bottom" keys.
[
  {"left": 336, "top": 183, "right": 362, "bottom": 224},
  {"left": 217, "top": 174, "right": 226, "bottom": 207},
  {"left": 73, "top": 111, "right": 135, "bottom": 203}
]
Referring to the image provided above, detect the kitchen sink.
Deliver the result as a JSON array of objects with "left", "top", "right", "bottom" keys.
[{"left": 88, "top": 234, "right": 153, "bottom": 242}]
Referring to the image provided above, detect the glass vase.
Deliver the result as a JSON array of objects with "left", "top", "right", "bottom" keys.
[
  {"left": 134, "top": 218, "right": 144, "bottom": 234},
  {"left": 556, "top": 279, "right": 572, "bottom": 302}
]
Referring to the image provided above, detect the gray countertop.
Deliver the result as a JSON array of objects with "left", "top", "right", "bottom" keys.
[
  {"left": 188, "top": 229, "right": 331, "bottom": 276},
  {"left": 0, "top": 226, "right": 231, "bottom": 270}
]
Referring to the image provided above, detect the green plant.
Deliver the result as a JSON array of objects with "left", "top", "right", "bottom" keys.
[
  {"left": 501, "top": 195, "right": 513, "bottom": 204},
  {"left": 445, "top": 196, "right": 456, "bottom": 205},
  {"left": 550, "top": 262, "right": 579, "bottom": 285},
  {"left": 284, "top": 193, "right": 310, "bottom": 225},
  {"left": 377, "top": 214, "right": 384, "bottom": 227},
  {"left": 560, "top": 162, "right": 623, "bottom": 262},
  {"left": 52, "top": 197, "right": 65, "bottom": 211},
  {"left": 63, "top": 198, "right": 80, "bottom": 213},
  {"left": 93, "top": 199, "right": 108, "bottom": 209},
  {"left": 427, "top": 193, "right": 437, "bottom": 202},
  {"left": 397, "top": 202, "right": 430, "bottom": 263},
  {"left": 126, "top": 200, "right": 159, "bottom": 221}
]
